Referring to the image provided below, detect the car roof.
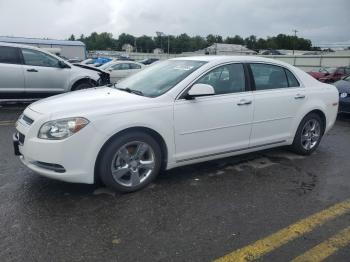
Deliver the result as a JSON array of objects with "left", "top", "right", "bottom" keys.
[
  {"left": 171, "top": 55, "right": 300, "bottom": 70},
  {"left": 171, "top": 55, "right": 282, "bottom": 64}
]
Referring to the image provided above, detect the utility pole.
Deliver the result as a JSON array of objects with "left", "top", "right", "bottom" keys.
[
  {"left": 156, "top": 31, "right": 163, "bottom": 53},
  {"left": 292, "top": 29, "right": 298, "bottom": 55},
  {"left": 167, "top": 35, "right": 170, "bottom": 56},
  {"left": 156, "top": 31, "right": 170, "bottom": 55}
]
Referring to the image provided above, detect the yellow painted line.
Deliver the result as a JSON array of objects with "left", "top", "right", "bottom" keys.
[
  {"left": 214, "top": 199, "right": 350, "bottom": 262},
  {"left": 291, "top": 226, "right": 350, "bottom": 262},
  {"left": 0, "top": 120, "right": 16, "bottom": 126}
]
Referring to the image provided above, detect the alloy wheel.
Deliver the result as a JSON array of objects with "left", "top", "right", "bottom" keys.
[
  {"left": 110, "top": 141, "right": 155, "bottom": 187},
  {"left": 301, "top": 119, "right": 321, "bottom": 150}
]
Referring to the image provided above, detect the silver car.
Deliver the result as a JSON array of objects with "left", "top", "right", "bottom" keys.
[{"left": 0, "top": 42, "right": 110, "bottom": 99}]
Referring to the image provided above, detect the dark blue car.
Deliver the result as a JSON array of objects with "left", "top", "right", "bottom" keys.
[{"left": 334, "top": 75, "right": 350, "bottom": 113}]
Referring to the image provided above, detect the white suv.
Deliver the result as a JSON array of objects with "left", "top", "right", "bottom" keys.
[{"left": 0, "top": 42, "right": 110, "bottom": 99}]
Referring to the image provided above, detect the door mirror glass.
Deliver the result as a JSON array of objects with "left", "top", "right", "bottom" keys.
[{"left": 187, "top": 83, "right": 215, "bottom": 98}]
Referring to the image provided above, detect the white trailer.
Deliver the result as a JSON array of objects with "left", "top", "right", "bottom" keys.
[{"left": 0, "top": 36, "right": 86, "bottom": 60}]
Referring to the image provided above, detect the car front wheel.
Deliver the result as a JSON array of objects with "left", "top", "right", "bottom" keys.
[
  {"left": 72, "top": 81, "right": 94, "bottom": 91},
  {"left": 291, "top": 113, "right": 324, "bottom": 155},
  {"left": 97, "top": 132, "right": 162, "bottom": 192}
]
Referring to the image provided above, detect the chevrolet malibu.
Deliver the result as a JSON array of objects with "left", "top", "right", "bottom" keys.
[{"left": 14, "top": 56, "right": 339, "bottom": 192}]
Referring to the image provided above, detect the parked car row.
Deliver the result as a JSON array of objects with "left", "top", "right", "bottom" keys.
[
  {"left": 334, "top": 75, "right": 350, "bottom": 114},
  {"left": 307, "top": 67, "right": 350, "bottom": 83},
  {"left": 79, "top": 56, "right": 159, "bottom": 68},
  {"left": 306, "top": 66, "right": 350, "bottom": 114},
  {"left": 99, "top": 61, "right": 145, "bottom": 83}
]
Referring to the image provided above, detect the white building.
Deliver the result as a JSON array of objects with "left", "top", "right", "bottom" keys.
[
  {"left": 205, "top": 43, "right": 257, "bottom": 55},
  {"left": 122, "top": 43, "right": 134, "bottom": 53},
  {"left": 153, "top": 48, "right": 164, "bottom": 54},
  {"left": 0, "top": 36, "right": 87, "bottom": 60}
]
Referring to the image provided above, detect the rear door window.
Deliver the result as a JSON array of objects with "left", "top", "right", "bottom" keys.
[
  {"left": 285, "top": 69, "right": 300, "bottom": 87},
  {"left": 112, "top": 63, "right": 130, "bottom": 70},
  {"left": 250, "top": 63, "right": 300, "bottom": 90},
  {"left": 250, "top": 63, "right": 288, "bottom": 90},
  {"left": 129, "top": 63, "right": 141, "bottom": 69},
  {"left": 0, "top": 46, "right": 21, "bottom": 64},
  {"left": 336, "top": 68, "right": 345, "bottom": 74}
]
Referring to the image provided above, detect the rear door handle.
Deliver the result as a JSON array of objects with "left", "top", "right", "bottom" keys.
[
  {"left": 237, "top": 99, "right": 252, "bottom": 106},
  {"left": 27, "top": 69, "right": 38, "bottom": 72},
  {"left": 294, "top": 94, "right": 305, "bottom": 99}
]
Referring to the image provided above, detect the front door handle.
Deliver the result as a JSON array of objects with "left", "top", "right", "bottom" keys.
[
  {"left": 237, "top": 99, "right": 252, "bottom": 106},
  {"left": 294, "top": 94, "right": 306, "bottom": 99},
  {"left": 27, "top": 69, "right": 38, "bottom": 72}
]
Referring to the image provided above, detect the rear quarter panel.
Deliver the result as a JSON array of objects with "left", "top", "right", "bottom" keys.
[{"left": 289, "top": 83, "right": 338, "bottom": 143}]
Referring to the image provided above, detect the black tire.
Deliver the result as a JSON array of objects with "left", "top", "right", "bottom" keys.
[
  {"left": 291, "top": 113, "right": 324, "bottom": 155},
  {"left": 97, "top": 131, "right": 162, "bottom": 193},
  {"left": 72, "top": 81, "right": 93, "bottom": 91}
]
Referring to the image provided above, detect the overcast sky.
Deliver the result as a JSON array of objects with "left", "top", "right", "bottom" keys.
[{"left": 0, "top": 0, "right": 349, "bottom": 46}]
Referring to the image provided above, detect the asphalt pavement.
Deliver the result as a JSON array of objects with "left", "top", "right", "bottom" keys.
[{"left": 1, "top": 104, "right": 350, "bottom": 262}]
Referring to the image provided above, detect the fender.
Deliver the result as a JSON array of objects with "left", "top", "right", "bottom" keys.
[{"left": 90, "top": 108, "right": 176, "bottom": 171}]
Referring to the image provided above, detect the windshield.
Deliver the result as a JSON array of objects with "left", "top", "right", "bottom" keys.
[
  {"left": 319, "top": 67, "right": 336, "bottom": 74},
  {"left": 100, "top": 61, "right": 114, "bottom": 70},
  {"left": 115, "top": 60, "right": 207, "bottom": 97}
]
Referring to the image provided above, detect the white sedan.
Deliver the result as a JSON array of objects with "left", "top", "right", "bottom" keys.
[
  {"left": 100, "top": 61, "right": 145, "bottom": 83},
  {"left": 14, "top": 56, "right": 338, "bottom": 192}
]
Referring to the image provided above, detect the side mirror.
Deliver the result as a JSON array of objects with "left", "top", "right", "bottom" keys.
[
  {"left": 186, "top": 83, "right": 215, "bottom": 99},
  {"left": 58, "top": 60, "right": 70, "bottom": 69}
]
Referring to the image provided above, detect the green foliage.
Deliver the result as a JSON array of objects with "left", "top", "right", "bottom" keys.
[
  {"left": 74, "top": 32, "right": 315, "bottom": 53},
  {"left": 68, "top": 34, "right": 75, "bottom": 41},
  {"left": 225, "top": 35, "right": 244, "bottom": 45}
]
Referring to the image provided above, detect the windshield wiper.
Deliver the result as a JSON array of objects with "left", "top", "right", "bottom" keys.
[{"left": 114, "top": 85, "right": 144, "bottom": 96}]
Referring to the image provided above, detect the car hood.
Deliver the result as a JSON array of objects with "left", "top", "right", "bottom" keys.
[
  {"left": 28, "top": 87, "right": 154, "bottom": 118},
  {"left": 308, "top": 71, "right": 325, "bottom": 79},
  {"left": 73, "top": 63, "right": 108, "bottom": 74},
  {"left": 334, "top": 80, "right": 350, "bottom": 93}
]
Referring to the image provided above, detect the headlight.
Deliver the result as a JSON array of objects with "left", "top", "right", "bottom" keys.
[{"left": 38, "top": 117, "right": 89, "bottom": 140}]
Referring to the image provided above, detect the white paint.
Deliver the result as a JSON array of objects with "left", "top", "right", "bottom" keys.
[{"left": 15, "top": 56, "right": 338, "bottom": 184}]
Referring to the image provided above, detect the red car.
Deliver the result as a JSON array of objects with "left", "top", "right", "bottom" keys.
[{"left": 308, "top": 67, "right": 350, "bottom": 83}]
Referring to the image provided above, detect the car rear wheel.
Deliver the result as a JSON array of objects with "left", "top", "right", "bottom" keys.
[
  {"left": 291, "top": 113, "right": 324, "bottom": 155},
  {"left": 97, "top": 132, "right": 162, "bottom": 192}
]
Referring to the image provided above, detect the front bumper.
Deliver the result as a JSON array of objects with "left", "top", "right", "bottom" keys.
[
  {"left": 339, "top": 99, "right": 350, "bottom": 113},
  {"left": 13, "top": 132, "right": 21, "bottom": 156},
  {"left": 98, "top": 72, "right": 110, "bottom": 86},
  {"left": 14, "top": 110, "right": 102, "bottom": 184}
]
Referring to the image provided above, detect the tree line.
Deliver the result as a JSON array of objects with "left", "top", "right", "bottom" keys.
[{"left": 68, "top": 32, "right": 319, "bottom": 53}]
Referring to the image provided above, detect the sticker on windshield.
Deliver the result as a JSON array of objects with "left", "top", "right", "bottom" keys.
[{"left": 340, "top": 92, "right": 348, "bottom": 98}]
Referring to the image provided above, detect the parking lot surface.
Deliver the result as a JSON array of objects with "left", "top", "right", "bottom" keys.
[{"left": 1, "top": 104, "right": 350, "bottom": 262}]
